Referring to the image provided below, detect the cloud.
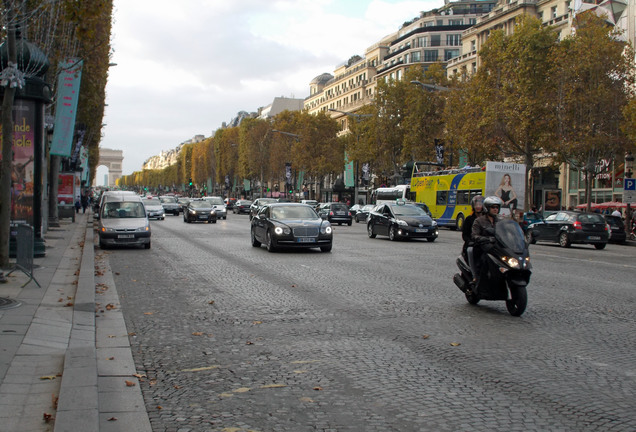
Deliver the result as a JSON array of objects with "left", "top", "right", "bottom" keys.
[{"left": 101, "top": 0, "right": 442, "bottom": 177}]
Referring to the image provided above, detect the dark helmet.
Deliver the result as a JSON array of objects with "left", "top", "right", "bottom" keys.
[
  {"left": 483, "top": 196, "right": 504, "bottom": 212},
  {"left": 471, "top": 195, "right": 484, "bottom": 211}
]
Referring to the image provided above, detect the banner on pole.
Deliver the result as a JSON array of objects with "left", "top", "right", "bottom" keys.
[{"left": 51, "top": 59, "right": 83, "bottom": 156}]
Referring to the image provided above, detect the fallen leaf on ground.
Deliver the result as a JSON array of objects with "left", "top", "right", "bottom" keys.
[
  {"left": 108, "top": 357, "right": 115, "bottom": 361},
  {"left": 313, "top": 386, "right": 323, "bottom": 391},
  {"left": 192, "top": 332, "right": 204, "bottom": 336},
  {"left": 125, "top": 380, "right": 136, "bottom": 387},
  {"left": 174, "top": 385, "right": 182, "bottom": 389},
  {"left": 64, "top": 302, "right": 74, "bottom": 307},
  {"left": 43, "top": 413, "right": 54, "bottom": 423},
  {"left": 300, "top": 397, "right": 314, "bottom": 403},
  {"left": 252, "top": 321, "right": 262, "bottom": 325},
  {"left": 208, "top": 300, "right": 215, "bottom": 305},
  {"left": 133, "top": 373, "right": 146, "bottom": 379},
  {"left": 108, "top": 335, "right": 116, "bottom": 338},
  {"left": 157, "top": 406, "right": 162, "bottom": 410},
  {"left": 260, "top": 384, "right": 287, "bottom": 389},
  {"left": 105, "top": 303, "right": 116, "bottom": 310},
  {"left": 422, "top": 334, "right": 430, "bottom": 339},
  {"left": 450, "top": 342, "right": 461, "bottom": 347},
  {"left": 149, "top": 380, "right": 157, "bottom": 386},
  {"left": 246, "top": 341, "right": 253, "bottom": 345},
  {"left": 107, "top": 417, "right": 117, "bottom": 421},
  {"left": 40, "top": 375, "right": 56, "bottom": 380},
  {"left": 52, "top": 394, "right": 59, "bottom": 409},
  {"left": 143, "top": 312, "right": 154, "bottom": 315},
  {"left": 181, "top": 365, "right": 220, "bottom": 372},
  {"left": 233, "top": 387, "right": 251, "bottom": 393}
]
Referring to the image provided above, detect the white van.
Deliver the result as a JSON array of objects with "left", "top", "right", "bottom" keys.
[{"left": 97, "top": 194, "right": 151, "bottom": 249}]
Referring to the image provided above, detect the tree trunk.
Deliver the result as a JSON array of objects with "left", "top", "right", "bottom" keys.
[{"left": 0, "top": 3, "right": 17, "bottom": 268}]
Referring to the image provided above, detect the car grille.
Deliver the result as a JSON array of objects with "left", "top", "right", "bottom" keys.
[{"left": 293, "top": 227, "right": 319, "bottom": 237}]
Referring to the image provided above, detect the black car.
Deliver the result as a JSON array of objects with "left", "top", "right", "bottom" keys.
[
  {"left": 159, "top": 196, "right": 180, "bottom": 216},
  {"left": 318, "top": 202, "right": 352, "bottom": 226},
  {"left": 183, "top": 199, "right": 217, "bottom": 223},
  {"left": 233, "top": 200, "right": 253, "bottom": 214},
  {"left": 249, "top": 198, "right": 278, "bottom": 220},
  {"left": 604, "top": 215, "right": 626, "bottom": 244},
  {"left": 526, "top": 211, "right": 609, "bottom": 249},
  {"left": 367, "top": 202, "right": 438, "bottom": 242},
  {"left": 177, "top": 197, "right": 191, "bottom": 213},
  {"left": 354, "top": 204, "right": 375, "bottom": 223},
  {"left": 250, "top": 203, "right": 333, "bottom": 252}
]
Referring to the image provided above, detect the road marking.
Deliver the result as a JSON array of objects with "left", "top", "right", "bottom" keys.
[{"left": 531, "top": 250, "right": 636, "bottom": 269}]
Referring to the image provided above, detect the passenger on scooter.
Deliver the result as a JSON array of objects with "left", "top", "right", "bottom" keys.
[
  {"left": 462, "top": 195, "right": 484, "bottom": 259},
  {"left": 469, "top": 196, "right": 504, "bottom": 288}
]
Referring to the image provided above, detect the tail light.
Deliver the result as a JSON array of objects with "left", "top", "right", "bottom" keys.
[
  {"left": 605, "top": 224, "right": 610, "bottom": 232},
  {"left": 348, "top": 212, "right": 351, "bottom": 216},
  {"left": 330, "top": 211, "right": 334, "bottom": 216},
  {"left": 573, "top": 221, "right": 582, "bottom": 230}
]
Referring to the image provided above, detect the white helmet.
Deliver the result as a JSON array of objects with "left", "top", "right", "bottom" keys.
[{"left": 483, "top": 196, "right": 503, "bottom": 212}]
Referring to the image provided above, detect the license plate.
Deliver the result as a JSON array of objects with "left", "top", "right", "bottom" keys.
[
  {"left": 198, "top": 215, "right": 208, "bottom": 219},
  {"left": 117, "top": 234, "right": 134, "bottom": 239},
  {"left": 336, "top": 211, "right": 344, "bottom": 215},
  {"left": 588, "top": 236, "right": 600, "bottom": 240},
  {"left": 415, "top": 228, "right": 428, "bottom": 233},
  {"left": 297, "top": 237, "right": 316, "bottom": 243}
]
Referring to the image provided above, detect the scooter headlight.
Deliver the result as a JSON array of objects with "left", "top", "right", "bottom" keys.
[{"left": 504, "top": 256, "right": 520, "bottom": 269}]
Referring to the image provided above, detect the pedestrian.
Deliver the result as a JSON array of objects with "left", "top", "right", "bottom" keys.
[
  {"left": 74, "top": 196, "right": 81, "bottom": 214},
  {"left": 611, "top": 208, "right": 622, "bottom": 218},
  {"left": 81, "top": 193, "right": 89, "bottom": 214}
]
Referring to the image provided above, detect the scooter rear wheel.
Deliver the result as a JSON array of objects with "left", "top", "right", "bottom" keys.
[
  {"left": 465, "top": 291, "right": 480, "bottom": 305},
  {"left": 506, "top": 285, "right": 527, "bottom": 316}
]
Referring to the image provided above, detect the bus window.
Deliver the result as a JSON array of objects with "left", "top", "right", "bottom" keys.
[
  {"left": 436, "top": 191, "right": 448, "bottom": 205},
  {"left": 457, "top": 191, "right": 471, "bottom": 205}
]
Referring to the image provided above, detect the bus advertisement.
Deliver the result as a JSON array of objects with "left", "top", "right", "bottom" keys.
[{"left": 410, "top": 162, "right": 526, "bottom": 229}]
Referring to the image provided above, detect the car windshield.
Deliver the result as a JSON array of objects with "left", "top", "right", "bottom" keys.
[
  {"left": 578, "top": 213, "right": 605, "bottom": 224},
  {"left": 331, "top": 204, "right": 348, "bottom": 211},
  {"left": 270, "top": 206, "right": 318, "bottom": 220},
  {"left": 102, "top": 202, "right": 146, "bottom": 219},
  {"left": 205, "top": 197, "right": 224, "bottom": 205},
  {"left": 160, "top": 197, "right": 176, "bottom": 203},
  {"left": 361, "top": 205, "right": 374, "bottom": 211},
  {"left": 259, "top": 199, "right": 278, "bottom": 205},
  {"left": 391, "top": 205, "right": 427, "bottom": 217},
  {"left": 190, "top": 201, "right": 211, "bottom": 209},
  {"left": 495, "top": 219, "right": 526, "bottom": 254},
  {"left": 240, "top": 201, "right": 253, "bottom": 205},
  {"left": 144, "top": 198, "right": 161, "bottom": 206}
]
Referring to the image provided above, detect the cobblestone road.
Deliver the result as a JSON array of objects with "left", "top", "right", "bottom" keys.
[{"left": 100, "top": 214, "right": 636, "bottom": 432}]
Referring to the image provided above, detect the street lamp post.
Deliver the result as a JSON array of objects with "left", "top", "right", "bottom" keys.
[
  {"left": 328, "top": 108, "right": 372, "bottom": 205},
  {"left": 272, "top": 129, "right": 301, "bottom": 201}
]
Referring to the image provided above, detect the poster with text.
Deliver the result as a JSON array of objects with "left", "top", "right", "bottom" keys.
[{"left": 485, "top": 162, "right": 526, "bottom": 217}]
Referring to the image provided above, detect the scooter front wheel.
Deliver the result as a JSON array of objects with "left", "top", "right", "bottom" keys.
[
  {"left": 465, "top": 290, "right": 480, "bottom": 305},
  {"left": 506, "top": 284, "right": 527, "bottom": 316}
]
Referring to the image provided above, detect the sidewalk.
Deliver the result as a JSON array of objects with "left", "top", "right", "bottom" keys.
[{"left": 0, "top": 212, "right": 151, "bottom": 431}]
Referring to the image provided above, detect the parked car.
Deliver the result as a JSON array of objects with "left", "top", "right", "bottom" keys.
[
  {"left": 354, "top": 204, "right": 375, "bottom": 223},
  {"left": 183, "top": 199, "right": 217, "bottom": 223},
  {"left": 318, "top": 202, "right": 352, "bottom": 226},
  {"left": 250, "top": 203, "right": 333, "bottom": 252},
  {"left": 159, "top": 196, "right": 180, "bottom": 216},
  {"left": 526, "top": 211, "right": 609, "bottom": 249},
  {"left": 203, "top": 196, "right": 227, "bottom": 219},
  {"left": 604, "top": 214, "right": 627, "bottom": 244},
  {"left": 249, "top": 198, "right": 279, "bottom": 220},
  {"left": 143, "top": 196, "right": 165, "bottom": 220},
  {"left": 97, "top": 194, "right": 150, "bottom": 249},
  {"left": 233, "top": 200, "right": 253, "bottom": 214},
  {"left": 367, "top": 202, "right": 438, "bottom": 242}
]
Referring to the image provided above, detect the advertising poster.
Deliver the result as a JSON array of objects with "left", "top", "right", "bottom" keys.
[
  {"left": 0, "top": 100, "right": 36, "bottom": 230},
  {"left": 543, "top": 189, "right": 562, "bottom": 212},
  {"left": 485, "top": 162, "right": 526, "bottom": 217},
  {"left": 58, "top": 173, "right": 75, "bottom": 205}
]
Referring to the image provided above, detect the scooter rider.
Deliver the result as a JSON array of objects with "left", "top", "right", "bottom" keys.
[
  {"left": 469, "top": 196, "right": 504, "bottom": 287},
  {"left": 462, "top": 195, "right": 484, "bottom": 258}
]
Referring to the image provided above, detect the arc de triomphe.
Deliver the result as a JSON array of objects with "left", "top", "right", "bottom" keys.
[{"left": 93, "top": 148, "right": 123, "bottom": 187}]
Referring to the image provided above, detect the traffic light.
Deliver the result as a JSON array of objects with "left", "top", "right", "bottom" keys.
[
  {"left": 289, "top": 189, "right": 293, "bottom": 194},
  {"left": 189, "top": 178, "right": 193, "bottom": 186}
]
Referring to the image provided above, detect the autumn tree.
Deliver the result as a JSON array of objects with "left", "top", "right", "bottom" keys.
[
  {"left": 551, "top": 12, "right": 635, "bottom": 211},
  {"left": 214, "top": 127, "right": 239, "bottom": 192},
  {"left": 238, "top": 117, "right": 272, "bottom": 193}
]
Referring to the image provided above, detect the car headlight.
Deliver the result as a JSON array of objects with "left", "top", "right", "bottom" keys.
[
  {"left": 321, "top": 225, "right": 332, "bottom": 234},
  {"left": 137, "top": 225, "right": 150, "bottom": 232},
  {"left": 100, "top": 227, "right": 115, "bottom": 233},
  {"left": 431, "top": 220, "right": 437, "bottom": 226},
  {"left": 188, "top": 208, "right": 196, "bottom": 214},
  {"left": 274, "top": 226, "right": 291, "bottom": 235},
  {"left": 396, "top": 219, "right": 408, "bottom": 226}
]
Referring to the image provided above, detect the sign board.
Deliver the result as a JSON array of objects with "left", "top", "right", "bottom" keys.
[
  {"left": 624, "top": 178, "right": 636, "bottom": 203},
  {"left": 485, "top": 162, "right": 526, "bottom": 217}
]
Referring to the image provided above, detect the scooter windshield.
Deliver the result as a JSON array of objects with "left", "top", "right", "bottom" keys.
[{"left": 495, "top": 219, "right": 526, "bottom": 254}]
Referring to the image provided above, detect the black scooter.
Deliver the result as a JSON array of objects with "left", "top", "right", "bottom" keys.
[{"left": 453, "top": 218, "right": 531, "bottom": 316}]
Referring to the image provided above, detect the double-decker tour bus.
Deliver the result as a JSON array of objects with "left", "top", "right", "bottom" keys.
[
  {"left": 371, "top": 185, "right": 416, "bottom": 205},
  {"left": 410, "top": 161, "right": 526, "bottom": 230}
]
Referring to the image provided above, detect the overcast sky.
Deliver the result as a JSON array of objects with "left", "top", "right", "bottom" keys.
[{"left": 97, "top": 0, "right": 443, "bottom": 181}]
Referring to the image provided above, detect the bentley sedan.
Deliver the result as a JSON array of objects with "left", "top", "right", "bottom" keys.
[
  {"left": 367, "top": 201, "right": 438, "bottom": 242},
  {"left": 183, "top": 199, "right": 217, "bottom": 223},
  {"left": 250, "top": 203, "right": 333, "bottom": 252}
]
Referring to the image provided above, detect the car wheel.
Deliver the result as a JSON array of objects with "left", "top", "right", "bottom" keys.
[
  {"left": 367, "top": 223, "right": 376, "bottom": 238},
  {"left": 212, "top": 219, "right": 217, "bottom": 224},
  {"left": 559, "top": 231, "right": 571, "bottom": 248},
  {"left": 427, "top": 237, "right": 436, "bottom": 242},
  {"left": 594, "top": 243, "right": 606, "bottom": 250},
  {"left": 347, "top": 221, "right": 352, "bottom": 226},
  {"left": 99, "top": 238, "right": 108, "bottom": 249},
  {"left": 456, "top": 214, "right": 465, "bottom": 231},
  {"left": 251, "top": 228, "right": 261, "bottom": 247},
  {"left": 144, "top": 241, "right": 151, "bottom": 250},
  {"left": 389, "top": 226, "right": 398, "bottom": 241},
  {"left": 355, "top": 217, "right": 360, "bottom": 223},
  {"left": 266, "top": 231, "right": 277, "bottom": 252},
  {"left": 320, "top": 244, "right": 332, "bottom": 253},
  {"left": 223, "top": 216, "right": 227, "bottom": 220},
  {"left": 526, "top": 229, "right": 536, "bottom": 244}
]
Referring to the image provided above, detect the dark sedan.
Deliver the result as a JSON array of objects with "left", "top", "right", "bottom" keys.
[
  {"left": 354, "top": 204, "right": 375, "bottom": 223},
  {"left": 367, "top": 202, "right": 438, "bottom": 242},
  {"left": 183, "top": 199, "right": 217, "bottom": 223},
  {"left": 604, "top": 215, "right": 626, "bottom": 244},
  {"left": 233, "top": 200, "right": 253, "bottom": 214},
  {"left": 318, "top": 202, "right": 352, "bottom": 226},
  {"left": 250, "top": 203, "right": 333, "bottom": 252},
  {"left": 526, "top": 211, "right": 608, "bottom": 249},
  {"left": 249, "top": 198, "right": 278, "bottom": 220}
]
